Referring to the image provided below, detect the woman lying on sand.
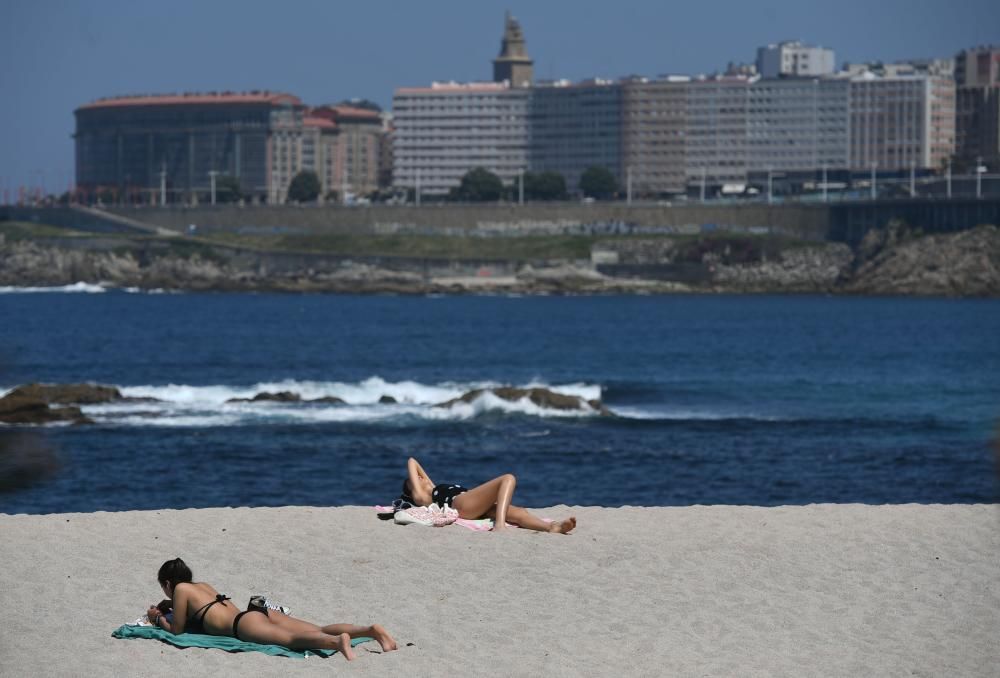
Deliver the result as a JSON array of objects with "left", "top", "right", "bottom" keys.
[
  {"left": 402, "top": 457, "right": 576, "bottom": 534},
  {"left": 146, "top": 558, "right": 397, "bottom": 661}
]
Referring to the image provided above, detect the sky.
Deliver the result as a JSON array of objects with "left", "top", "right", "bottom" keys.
[{"left": 1, "top": 0, "right": 997, "bottom": 195}]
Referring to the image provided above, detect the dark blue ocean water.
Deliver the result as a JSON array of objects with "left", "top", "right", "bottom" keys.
[{"left": 1, "top": 290, "right": 998, "bottom": 514}]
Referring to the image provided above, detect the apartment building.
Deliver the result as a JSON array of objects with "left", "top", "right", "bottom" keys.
[
  {"left": 955, "top": 46, "right": 1000, "bottom": 170},
  {"left": 756, "top": 41, "right": 835, "bottom": 79},
  {"left": 621, "top": 77, "right": 688, "bottom": 196}
]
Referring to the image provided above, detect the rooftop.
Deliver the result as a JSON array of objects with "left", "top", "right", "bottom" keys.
[{"left": 77, "top": 91, "right": 303, "bottom": 111}]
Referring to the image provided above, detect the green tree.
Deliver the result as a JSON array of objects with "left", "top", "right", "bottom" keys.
[
  {"left": 287, "top": 170, "right": 321, "bottom": 203},
  {"left": 453, "top": 167, "right": 504, "bottom": 202},
  {"left": 579, "top": 166, "right": 618, "bottom": 200},
  {"left": 524, "top": 171, "right": 567, "bottom": 201},
  {"left": 215, "top": 175, "right": 242, "bottom": 204}
]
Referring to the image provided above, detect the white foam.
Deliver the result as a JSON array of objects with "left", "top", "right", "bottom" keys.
[
  {"left": 0, "top": 282, "right": 107, "bottom": 294},
  {"left": 74, "top": 377, "right": 609, "bottom": 427}
]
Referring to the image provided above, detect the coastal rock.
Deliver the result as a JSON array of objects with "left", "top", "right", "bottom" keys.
[
  {"left": 378, "top": 395, "right": 397, "bottom": 404},
  {"left": 308, "top": 396, "right": 346, "bottom": 404},
  {"left": 844, "top": 224, "right": 1000, "bottom": 296},
  {"left": 436, "top": 387, "right": 607, "bottom": 414},
  {"left": 0, "top": 392, "right": 93, "bottom": 425},
  {"left": 4, "top": 382, "right": 123, "bottom": 404},
  {"left": 227, "top": 391, "right": 301, "bottom": 403}
]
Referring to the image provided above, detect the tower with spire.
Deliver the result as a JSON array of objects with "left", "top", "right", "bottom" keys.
[{"left": 492, "top": 11, "right": 534, "bottom": 88}]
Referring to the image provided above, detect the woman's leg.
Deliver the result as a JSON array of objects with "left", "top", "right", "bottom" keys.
[
  {"left": 234, "top": 612, "right": 355, "bottom": 660},
  {"left": 505, "top": 504, "right": 576, "bottom": 534},
  {"left": 270, "top": 613, "right": 397, "bottom": 652},
  {"left": 452, "top": 474, "right": 516, "bottom": 530},
  {"left": 320, "top": 623, "right": 397, "bottom": 652}
]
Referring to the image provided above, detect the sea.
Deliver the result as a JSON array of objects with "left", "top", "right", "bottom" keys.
[{"left": 1, "top": 286, "right": 998, "bottom": 514}]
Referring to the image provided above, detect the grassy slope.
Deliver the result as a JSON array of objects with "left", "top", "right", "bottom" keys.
[{"left": 2, "top": 220, "right": 814, "bottom": 264}]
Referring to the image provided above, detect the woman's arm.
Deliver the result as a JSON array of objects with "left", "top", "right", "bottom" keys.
[
  {"left": 162, "top": 584, "right": 189, "bottom": 634},
  {"left": 407, "top": 457, "right": 434, "bottom": 505}
]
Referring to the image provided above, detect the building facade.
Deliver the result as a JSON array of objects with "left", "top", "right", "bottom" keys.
[
  {"left": 528, "top": 80, "right": 623, "bottom": 191},
  {"left": 301, "top": 105, "right": 384, "bottom": 200},
  {"left": 75, "top": 92, "right": 306, "bottom": 204},
  {"left": 391, "top": 83, "right": 530, "bottom": 196},
  {"left": 756, "top": 41, "right": 835, "bottom": 79},
  {"left": 621, "top": 77, "right": 688, "bottom": 196},
  {"left": 955, "top": 46, "right": 1000, "bottom": 170},
  {"left": 848, "top": 73, "right": 955, "bottom": 171}
]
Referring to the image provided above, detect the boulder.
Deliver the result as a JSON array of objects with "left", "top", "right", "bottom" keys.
[
  {"left": 308, "top": 396, "right": 346, "bottom": 405},
  {"left": 227, "top": 391, "right": 301, "bottom": 403},
  {"left": 378, "top": 395, "right": 397, "bottom": 404},
  {"left": 4, "top": 383, "right": 123, "bottom": 404},
  {"left": 436, "top": 387, "right": 608, "bottom": 414},
  {"left": 0, "top": 392, "right": 93, "bottom": 425}
]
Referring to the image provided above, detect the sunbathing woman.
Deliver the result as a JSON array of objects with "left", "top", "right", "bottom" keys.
[
  {"left": 402, "top": 457, "right": 576, "bottom": 534},
  {"left": 146, "top": 558, "right": 397, "bottom": 661}
]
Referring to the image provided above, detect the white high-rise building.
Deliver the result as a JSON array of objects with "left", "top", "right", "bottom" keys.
[
  {"left": 391, "top": 82, "right": 530, "bottom": 196},
  {"left": 757, "top": 41, "right": 835, "bottom": 79}
]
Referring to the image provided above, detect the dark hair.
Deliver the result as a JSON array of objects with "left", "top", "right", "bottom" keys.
[
  {"left": 156, "top": 599, "right": 173, "bottom": 614},
  {"left": 158, "top": 558, "right": 193, "bottom": 588},
  {"left": 401, "top": 478, "right": 415, "bottom": 504}
]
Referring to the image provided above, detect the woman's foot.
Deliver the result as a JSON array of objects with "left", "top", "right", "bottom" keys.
[
  {"left": 547, "top": 517, "right": 576, "bottom": 534},
  {"left": 337, "top": 632, "right": 356, "bottom": 661},
  {"left": 370, "top": 624, "right": 398, "bottom": 652}
]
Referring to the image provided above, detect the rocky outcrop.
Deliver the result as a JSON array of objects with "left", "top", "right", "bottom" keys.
[
  {"left": 5, "top": 383, "right": 124, "bottom": 404},
  {"left": 378, "top": 395, "right": 397, "bottom": 404},
  {"left": 0, "top": 392, "right": 92, "bottom": 425},
  {"left": 3, "top": 224, "right": 999, "bottom": 296},
  {"left": 436, "top": 387, "right": 609, "bottom": 415},
  {"left": 842, "top": 224, "right": 1000, "bottom": 297},
  {"left": 227, "top": 391, "right": 301, "bottom": 403}
]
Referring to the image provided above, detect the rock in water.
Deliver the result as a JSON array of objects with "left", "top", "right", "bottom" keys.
[
  {"left": 435, "top": 387, "right": 608, "bottom": 414},
  {"left": 227, "top": 391, "right": 302, "bottom": 403},
  {"left": 4, "top": 383, "right": 123, "bottom": 404},
  {"left": 378, "top": 395, "right": 398, "bottom": 404},
  {"left": 0, "top": 392, "right": 93, "bottom": 425}
]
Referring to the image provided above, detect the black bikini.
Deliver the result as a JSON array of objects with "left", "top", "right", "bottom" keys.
[
  {"left": 232, "top": 608, "right": 268, "bottom": 640},
  {"left": 432, "top": 483, "right": 468, "bottom": 508},
  {"left": 186, "top": 594, "right": 231, "bottom": 634}
]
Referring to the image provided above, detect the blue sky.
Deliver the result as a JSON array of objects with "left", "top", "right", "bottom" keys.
[{"left": 1, "top": 0, "right": 997, "bottom": 195}]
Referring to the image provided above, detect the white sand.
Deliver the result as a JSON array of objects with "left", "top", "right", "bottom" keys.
[{"left": 0, "top": 504, "right": 997, "bottom": 677}]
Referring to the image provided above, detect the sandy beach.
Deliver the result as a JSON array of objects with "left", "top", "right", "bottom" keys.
[{"left": 0, "top": 504, "right": 997, "bottom": 677}]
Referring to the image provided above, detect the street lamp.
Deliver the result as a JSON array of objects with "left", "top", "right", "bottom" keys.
[
  {"left": 208, "top": 170, "right": 218, "bottom": 206},
  {"left": 870, "top": 162, "right": 877, "bottom": 200},
  {"left": 976, "top": 156, "right": 985, "bottom": 199}
]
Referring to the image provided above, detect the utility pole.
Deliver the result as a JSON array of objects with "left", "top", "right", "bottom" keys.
[
  {"left": 870, "top": 162, "right": 877, "bottom": 200},
  {"left": 159, "top": 163, "right": 167, "bottom": 206},
  {"left": 518, "top": 169, "right": 524, "bottom": 206},
  {"left": 415, "top": 168, "right": 421, "bottom": 207},
  {"left": 821, "top": 163, "right": 828, "bottom": 202},
  {"left": 976, "top": 156, "right": 983, "bottom": 199},
  {"left": 700, "top": 167, "right": 706, "bottom": 203},
  {"left": 208, "top": 170, "right": 218, "bottom": 206},
  {"left": 626, "top": 166, "right": 632, "bottom": 205},
  {"left": 946, "top": 159, "right": 952, "bottom": 198},
  {"left": 909, "top": 161, "right": 916, "bottom": 198}
]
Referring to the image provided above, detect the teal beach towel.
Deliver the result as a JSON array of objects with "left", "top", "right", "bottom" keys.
[{"left": 112, "top": 624, "right": 371, "bottom": 658}]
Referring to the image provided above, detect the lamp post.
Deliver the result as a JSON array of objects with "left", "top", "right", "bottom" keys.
[
  {"left": 626, "top": 166, "right": 632, "bottom": 205},
  {"left": 700, "top": 167, "right": 706, "bottom": 203},
  {"left": 946, "top": 159, "right": 952, "bottom": 198},
  {"left": 767, "top": 167, "right": 773, "bottom": 205},
  {"left": 415, "top": 167, "right": 421, "bottom": 207},
  {"left": 159, "top": 163, "right": 167, "bottom": 207},
  {"left": 976, "top": 156, "right": 984, "bottom": 199},
  {"left": 870, "top": 162, "right": 877, "bottom": 200},
  {"left": 821, "top": 163, "right": 828, "bottom": 202},
  {"left": 208, "top": 170, "right": 218, "bottom": 206},
  {"left": 518, "top": 169, "right": 524, "bottom": 206}
]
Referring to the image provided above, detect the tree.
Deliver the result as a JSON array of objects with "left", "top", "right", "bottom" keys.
[
  {"left": 453, "top": 167, "right": 504, "bottom": 202},
  {"left": 579, "top": 166, "right": 618, "bottom": 200},
  {"left": 287, "top": 170, "right": 321, "bottom": 203},
  {"left": 524, "top": 171, "right": 567, "bottom": 201},
  {"left": 215, "top": 175, "right": 242, "bottom": 204}
]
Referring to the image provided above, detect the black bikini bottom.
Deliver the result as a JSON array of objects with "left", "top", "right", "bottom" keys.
[{"left": 232, "top": 608, "right": 268, "bottom": 640}]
